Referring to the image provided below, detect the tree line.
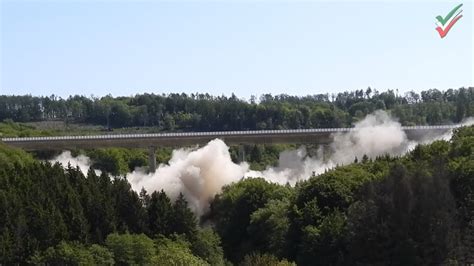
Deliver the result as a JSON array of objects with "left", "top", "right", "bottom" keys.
[{"left": 1, "top": 87, "right": 472, "bottom": 131}]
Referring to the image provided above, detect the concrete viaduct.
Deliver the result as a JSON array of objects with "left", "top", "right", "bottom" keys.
[{"left": 0, "top": 125, "right": 458, "bottom": 172}]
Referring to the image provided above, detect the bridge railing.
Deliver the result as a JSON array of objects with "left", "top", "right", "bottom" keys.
[{"left": 0, "top": 125, "right": 460, "bottom": 143}]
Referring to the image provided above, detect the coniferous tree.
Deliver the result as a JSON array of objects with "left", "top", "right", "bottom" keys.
[
  {"left": 171, "top": 193, "right": 197, "bottom": 238},
  {"left": 139, "top": 187, "right": 151, "bottom": 208},
  {"left": 147, "top": 190, "right": 173, "bottom": 236},
  {"left": 111, "top": 178, "right": 148, "bottom": 234}
]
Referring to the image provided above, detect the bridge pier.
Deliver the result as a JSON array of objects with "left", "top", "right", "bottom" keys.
[
  {"left": 238, "top": 145, "right": 246, "bottom": 163},
  {"left": 318, "top": 144, "right": 331, "bottom": 161},
  {"left": 148, "top": 146, "right": 157, "bottom": 173}
]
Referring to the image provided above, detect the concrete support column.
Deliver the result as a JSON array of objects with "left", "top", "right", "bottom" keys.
[
  {"left": 238, "top": 145, "right": 246, "bottom": 163},
  {"left": 148, "top": 146, "right": 157, "bottom": 173},
  {"left": 320, "top": 144, "right": 330, "bottom": 162},
  {"left": 319, "top": 144, "right": 325, "bottom": 161}
]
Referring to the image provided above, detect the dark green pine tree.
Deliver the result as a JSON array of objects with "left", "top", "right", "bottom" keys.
[
  {"left": 147, "top": 190, "right": 173, "bottom": 236},
  {"left": 84, "top": 169, "right": 116, "bottom": 243},
  {"left": 62, "top": 166, "right": 89, "bottom": 243},
  {"left": 97, "top": 171, "right": 116, "bottom": 235},
  {"left": 250, "top": 145, "right": 262, "bottom": 162},
  {"left": 460, "top": 195, "right": 474, "bottom": 263},
  {"left": 0, "top": 189, "right": 14, "bottom": 264},
  {"left": 111, "top": 178, "right": 148, "bottom": 234},
  {"left": 139, "top": 187, "right": 151, "bottom": 208},
  {"left": 171, "top": 193, "right": 197, "bottom": 238}
]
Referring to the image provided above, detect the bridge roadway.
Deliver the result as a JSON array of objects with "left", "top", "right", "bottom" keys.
[
  {"left": 0, "top": 125, "right": 458, "bottom": 150},
  {"left": 0, "top": 125, "right": 458, "bottom": 172}
]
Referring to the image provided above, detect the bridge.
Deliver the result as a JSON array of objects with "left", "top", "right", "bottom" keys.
[{"left": 0, "top": 125, "right": 459, "bottom": 172}]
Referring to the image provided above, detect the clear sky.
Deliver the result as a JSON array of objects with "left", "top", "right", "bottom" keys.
[{"left": 0, "top": 0, "right": 473, "bottom": 99}]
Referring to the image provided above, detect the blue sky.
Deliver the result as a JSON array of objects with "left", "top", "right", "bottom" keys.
[{"left": 1, "top": 0, "right": 473, "bottom": 99}]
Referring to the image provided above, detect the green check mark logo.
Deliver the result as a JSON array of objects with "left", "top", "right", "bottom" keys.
[
  {"left": 436, "top": 3, "right": 462, "bottom": 26},
  {"left": 435, "top": 3, "right": 463, "bottom": 38}
]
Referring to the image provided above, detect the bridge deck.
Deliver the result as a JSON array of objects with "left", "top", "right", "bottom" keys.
[{"left": 1, "top": 125, "right": 458, "bottom": 150}]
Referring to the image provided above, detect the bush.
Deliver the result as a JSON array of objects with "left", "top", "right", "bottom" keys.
[
  {"left": 28, "top": 241, "right": 114, "bottom": 265},
  {"left": 239, "top": 253, "right": 295, "bottom": 266},
  {"left": 105, "top": 233, "right": 155, "bottom": 265}
]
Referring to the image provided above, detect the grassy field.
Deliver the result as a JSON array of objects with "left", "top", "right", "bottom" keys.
[{"left": 1, "top": 120, "right": 174, "bottom": 137}]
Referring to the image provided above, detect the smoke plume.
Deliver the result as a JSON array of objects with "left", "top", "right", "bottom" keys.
[
  {"left": 127, "top": 140, "right": 248, "bottom": 214},
  {"left": 246, "top": 110, "right": 412, "bottom": 185},
  {"left": 50, "top": 111, "right": 471, "bottom": 215},
  {"left": 49, "top": 151, "right": 101, "bottom": 176}
]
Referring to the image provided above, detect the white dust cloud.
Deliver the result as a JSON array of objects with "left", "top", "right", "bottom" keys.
[
  {"left": 246, "top": 146, "right": 321, "bottom": 185},
  {"left": 50, "top": 151, "right": 101, "bottom": 176},
  {"left": 331, "top": 110, "right": 409, "bottom": 162},
  {"left": 50, "top": 111, "right": 471, "bottom": 215},
  {"left": 246, "top": 110, "right": 413, "bottom": 185},
  {"left": 127, "top": 139, "right": 248, "bottom": 215}
]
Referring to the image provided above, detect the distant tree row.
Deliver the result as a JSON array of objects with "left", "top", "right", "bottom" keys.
[{"left": 1, "top": 87, "right": 472, "bottom": 130}]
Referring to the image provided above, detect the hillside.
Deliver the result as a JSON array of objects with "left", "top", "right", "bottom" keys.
[
  {"left": 1, "top": 88, "right": 472, "bottom": 135},
  {"left": 1, "top": 125, "right": 473, "bottom": 264}
]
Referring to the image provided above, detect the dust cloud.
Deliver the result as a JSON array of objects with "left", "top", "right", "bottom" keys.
[
  {"left": 49, "top": 151, "right": 101, "bottom": 176},
  {"left": 246, "top": 110, "right": 412, "bottom": 185},
  {"left": 127, "top": 140, "right": 248, "bottom": 214},
  {"left": 51, "top": 111, "right": 471, "bottom": 215}
]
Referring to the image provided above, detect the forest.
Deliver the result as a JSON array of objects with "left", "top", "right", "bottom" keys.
[
  {"left": 0, "top": 88, "right": 473, "bottom": 265},
  {"left": 0, "top": 87, "right": 472, "bottom": 133},
  {"left": 1, "top": 123, "right": 473, "bottom": 264}
]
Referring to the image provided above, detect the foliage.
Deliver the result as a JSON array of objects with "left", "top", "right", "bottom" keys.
[
  {"left": 239, "top": 253, "right": 296, "bottom": 266},
  {"left": 0, "top": 144, "right": 202, "bottom": 264},
  {"left": 0, "top": 119, "right": 55, "bottom": 137},
  {"left": 84, "top": 148, "right": 148, "bottom": 175},
  {"left": 1, "top": 88, "right": 472, "bottom": 132},
  {"left": 248, "top": 199, "right": 291, "bottom": 258},
  {"left": 1, "top": 124, "right": 473, "bottom": 265},
  {"left": 0, "top": 142, "right": 35, "bottom": 169},
  {"left": 105, "top": 233, "right": 155, "bottom": 265},
  {"left": 208, "top": 126, "right": 474, "bottom": 265},
  {"left": 29, "top": 241, "right": 114, "bottom": 265},
  {"left": 147, "top": 190, "right": 174, "bottom": 237},
  {"left": 153, "top": 235, "right": 209, "bottom": 266},
  {"left": 191, "top": 228, "right": 226, "bottom": 266},
  {"left": 172, "top": 193, "right": 198, "bottom": 237},
  {"left": 210, "top": 178, "right": 293, "bottom": 261}
]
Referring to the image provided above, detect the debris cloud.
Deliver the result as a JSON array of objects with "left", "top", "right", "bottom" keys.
[
  {"left": 50, "top": 111, "right": 471, "bottom": 215},
  {"left": 50, "top": 151, "right": 101, "bottom": 176},
  {"left": 127, "top": 139, "right": 248, "bottom": 214}
]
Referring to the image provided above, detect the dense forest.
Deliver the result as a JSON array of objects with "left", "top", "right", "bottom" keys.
[
  {"left": 1, "top": 88, "right": 473, "bottom": 264},
  {"left": 1, "top": 87, "right": 472, "bottom": 132},
  {"left": 1, "top": 123, "right": 473, "bottom": 264}
]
